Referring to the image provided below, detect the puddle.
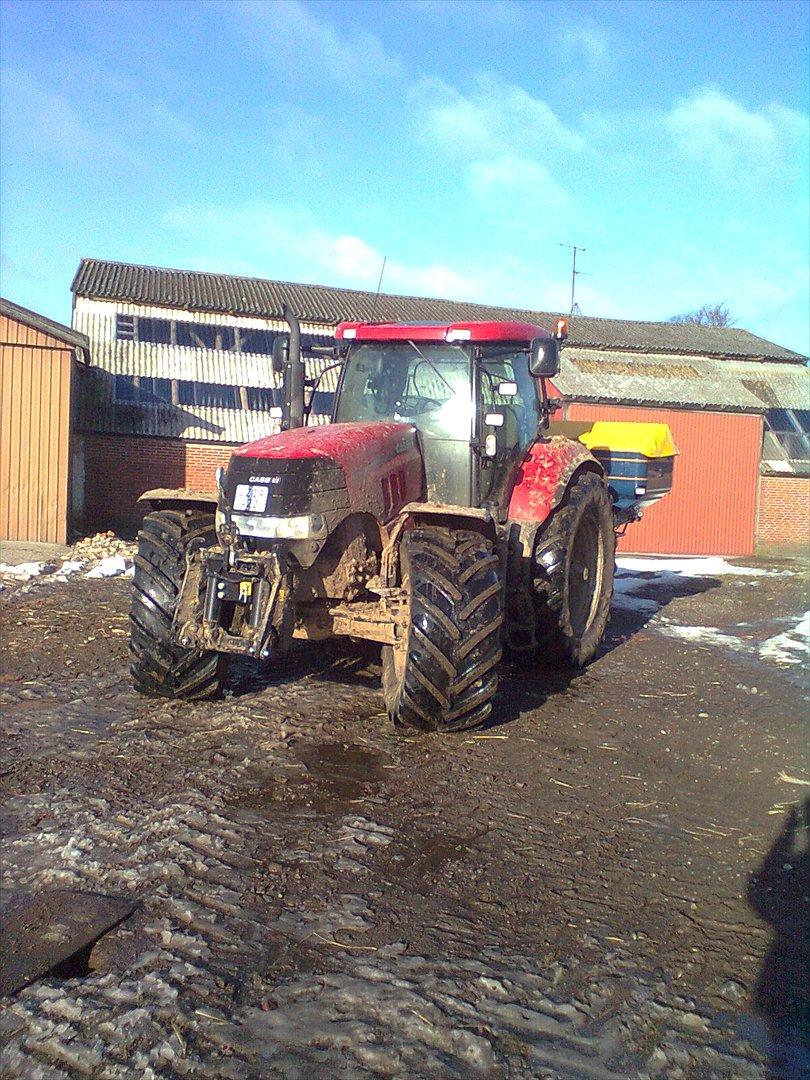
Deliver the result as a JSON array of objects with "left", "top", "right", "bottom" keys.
[
  {"left": 295, "top": 742, "right": 390, "bottom": 811},
  {"left": 240, "top": 742, "right": 392, "bottom": 818}
]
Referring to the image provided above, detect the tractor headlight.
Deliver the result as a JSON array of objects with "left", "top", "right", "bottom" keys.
[
  {"left": 265, "top": 513, "right": 326, "bottom": 539},
  {"left": 232, "top": 512, "right": 327, "bottom": 540}
]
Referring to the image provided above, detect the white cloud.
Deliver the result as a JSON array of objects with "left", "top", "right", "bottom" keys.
[
  {"left": 0, "top": 66, "right": 198, "bottom": 169},
  {"left": 467, "top": 155, "right": 570, "bottom": 209},
  {"left": 165, "top": 202, "right": 486, "bottom": 301},
  {"left": 315, "top": 233, "right": 480, "bottom": 300},
  {"left": 418, "top": 74, "right": 585, "bottom": 159},
  {"left": 236, "top": 0, "right": 401, "bottom": 83},
  {"left": 667, "top": 88, "right": 809, "bottom": 167}
]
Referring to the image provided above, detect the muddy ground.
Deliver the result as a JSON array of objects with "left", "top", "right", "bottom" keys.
[{"left": 0, "top": 561, "right": 807, "bottom": 1079}]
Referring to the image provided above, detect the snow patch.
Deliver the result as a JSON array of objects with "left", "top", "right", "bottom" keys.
[
  {"left": 657, "top": 624, "right": 745, "bottom": 650},
  {"left": 759, "top": 612, "right": 810, "bottom": 666},
  {"left": 86, "top": 555, "right": 129, "bottom": 578},
  {"left": 615, "top": 556, "right": 779, "bottom": 578},
  {"left": 612, "top": 555, "right": 787, "bottom": 616},
  {"left": 59, "top": 560, "right": 86, "bottom": 575},
  {"left": 657, "top": 612, "right": 809, "bottom": 668},
  {"left": 612, "top": 574, "right": 660, "bottom": 613},
  {"left": 0, "top": 561, "right": 55, "bottom": 580}
]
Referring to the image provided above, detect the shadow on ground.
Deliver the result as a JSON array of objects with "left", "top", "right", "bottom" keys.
[
  {"left": 223, "top": 572, "right": 723, "bottom": 729},
  {"left": 747, "top": 796, "right": 810, "bottom": 1079}
]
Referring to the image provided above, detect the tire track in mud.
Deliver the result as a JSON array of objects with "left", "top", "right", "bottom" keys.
[{"left": 1, "top": 727, "right": 769, "bottom": 1079}]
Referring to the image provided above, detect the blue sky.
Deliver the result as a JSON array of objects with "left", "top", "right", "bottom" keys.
[{"left": 1, "top": 0, "right": 808, "bottom": 353}]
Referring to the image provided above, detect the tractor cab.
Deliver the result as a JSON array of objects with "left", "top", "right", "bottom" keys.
[{"left": 332, "top": 321, "right": 565, "bottom": 514}]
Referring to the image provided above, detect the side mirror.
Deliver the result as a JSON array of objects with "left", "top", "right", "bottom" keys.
[
  {"left": 271, "top": 334, "right": 289, "bottom": 374},
  {"left": 529, "top": 337, "right": 559, "bottom": 378}
]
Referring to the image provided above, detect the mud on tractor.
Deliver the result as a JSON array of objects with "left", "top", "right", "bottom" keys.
[{"left": 130, "top": 309, "right": 675, "bottom": 732}]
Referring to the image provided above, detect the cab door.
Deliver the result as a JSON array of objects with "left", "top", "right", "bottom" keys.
[{"left": 475, "top": 351, "right": 542, "bottom": 511}]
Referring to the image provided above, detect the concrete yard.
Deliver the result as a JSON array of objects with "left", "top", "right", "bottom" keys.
[{"left": 0, "top": 555, "right": 807, "bottom": 1078}]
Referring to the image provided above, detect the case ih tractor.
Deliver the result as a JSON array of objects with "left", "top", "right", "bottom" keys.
[{"left": 130, "top": 309, "right": 674, "bottom": 732}]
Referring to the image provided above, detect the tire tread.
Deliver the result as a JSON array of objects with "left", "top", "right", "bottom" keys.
[
  {"left": 129, "top": 509, "right": 225, "bottom": 699},
  {"left": 383, "top": 527, "right": 503, "bottom": 733}
]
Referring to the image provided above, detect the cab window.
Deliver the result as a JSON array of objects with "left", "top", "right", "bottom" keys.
[{"left": 479, "top": 350, "right": 540, "bottom": 454}]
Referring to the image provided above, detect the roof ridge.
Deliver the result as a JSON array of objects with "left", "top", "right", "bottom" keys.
[{"left": 71, "top": 259, "right": 808, "bottom": 361}]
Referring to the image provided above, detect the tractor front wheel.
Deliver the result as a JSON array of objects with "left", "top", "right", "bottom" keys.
[
  {"left": 130, "top": 509, "right": 226, "bottom": 699},
  {"left": 382, "top": 527, "right": 503, "bottom": 733},
  {"left": 531, "top": 471, "right": 615, "bottom": 668}
]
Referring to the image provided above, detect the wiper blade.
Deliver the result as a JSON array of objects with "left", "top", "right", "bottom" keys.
[{"left": 405, "top": 340, "right": 456, "bottom": 394}]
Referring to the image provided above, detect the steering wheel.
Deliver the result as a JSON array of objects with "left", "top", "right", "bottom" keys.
[{"left": 395, "top": 394, "right": 443, "bottom": 415}]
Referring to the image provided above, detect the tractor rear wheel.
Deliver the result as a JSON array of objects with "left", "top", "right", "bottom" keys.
[
  {"left": 130, "top": 509, "right": 226, "bottom": 699},
  {"left": 382, "top": 527, "right": 503, "bottom": 733},
  {"left": 531, "top": 471, "right": 615, "bottom": 668}
]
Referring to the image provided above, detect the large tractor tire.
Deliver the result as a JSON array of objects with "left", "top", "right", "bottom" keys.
[
  {"left": 130, "top": 509, "right": 226, "bottom": 699},
  {"left": 382, "top": 527, "right": 503, "bottom": 733},
  {"left": 531, "top": 471, "right": 615, "bottom": 668}
]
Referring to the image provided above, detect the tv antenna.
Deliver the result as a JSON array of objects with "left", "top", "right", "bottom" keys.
[
  {"left": 559, "top": 243, "right": 585, "bottom": 315},
  {"left": 370, "top": 255, "right": 387, "bottom": 322}
]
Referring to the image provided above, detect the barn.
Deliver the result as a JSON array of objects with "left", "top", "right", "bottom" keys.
[
  {"left": 0, "top": 298, "right": 89, "bottom": 545},
  {"left": 69, "top": 258, "right": 809, "bottom": 555}
]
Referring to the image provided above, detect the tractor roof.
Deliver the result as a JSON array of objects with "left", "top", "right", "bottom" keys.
[{"left": 335, "top": 320, "right": 550, "bottom": 344}]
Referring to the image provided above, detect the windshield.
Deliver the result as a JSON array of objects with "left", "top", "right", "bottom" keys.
[{"left": 334, "top": 341, "right": 472, "bottom": 441}]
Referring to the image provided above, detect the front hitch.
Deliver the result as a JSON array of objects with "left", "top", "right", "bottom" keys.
[{"left": 176, "top": 550, "right": 295, "bottom": 659}]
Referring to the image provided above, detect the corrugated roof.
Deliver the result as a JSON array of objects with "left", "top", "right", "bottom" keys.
[
  {"left": 1, "top": 296, "right": 90, "bottom": 353},
  {"left": 71, "top": 259, "right": 806, "bottom": 363},
  {"left": 720, "top": 360, "right": 810, "bottom": 411},
  {"left": 554, "top": 349, "right": 788, "bottom": 411}
]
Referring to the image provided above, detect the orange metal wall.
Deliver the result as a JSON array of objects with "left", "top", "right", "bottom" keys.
[
  {"left": 1, "top": 315, "right": 74, "bottom": 544},
  {"left": 567, "top": 402, "right": 763, "bottom": 556}
]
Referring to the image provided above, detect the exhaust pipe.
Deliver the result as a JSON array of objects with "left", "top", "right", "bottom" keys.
[{"left": 281, "top": 301, "right": 305, "bottom": 430}]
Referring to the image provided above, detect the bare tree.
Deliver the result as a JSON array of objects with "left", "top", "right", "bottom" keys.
[{"left": 669, "top": 302, "right": 735, "bottom": 327}]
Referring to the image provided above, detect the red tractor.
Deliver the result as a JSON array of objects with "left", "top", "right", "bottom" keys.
[{"left": 130, "top": 310, "right": 673, "bottom": 732}]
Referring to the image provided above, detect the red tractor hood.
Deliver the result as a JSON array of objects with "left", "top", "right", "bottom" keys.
[
  {"left": 232, "top": 422, "right": 425, "bottom": 523},
  {"left": 234, "top": 421, "right": 415, "bottom": 466}
]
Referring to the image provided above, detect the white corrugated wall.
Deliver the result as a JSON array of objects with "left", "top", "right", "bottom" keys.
[{"left": 73, "top": 297, "right": 337, "bottom": 443}]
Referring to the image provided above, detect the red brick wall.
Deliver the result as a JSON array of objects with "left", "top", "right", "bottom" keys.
[
  {"left": 82, "top": 433, "right": 236, "bottom": 535},
  {"left": 757, "top": 474, "right": 810, "bottom": 550}
]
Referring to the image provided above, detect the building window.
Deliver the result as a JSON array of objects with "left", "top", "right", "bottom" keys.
[
  {"left": 114, "top": 373, "right": 137, "bottom": 401},
  {"left": 139, "top": 376, "right": 173, "bottom": 403},
  {"left": 114, "top": 374, "right": 285, "bottom": 412},
  {"left": 136, "top": 317, "right": 172, "bottom": 345},
  {"left": 246, "top": 386, "right": 279, "bottom": 410},
  {"left": 115, "top": 314, "right": 136, "bottom": 340},
  {"left": 114, "top": 374, "right": 173, "bottom": 404},
  {"left": 113, "top": 311, "right": 333, "bottom": 359},
  {"left": 239, "top": 328, "right": 276, "bottom": 355},
  {"left": 178, "top": 381, "right": 240, "bottom": 409},
  {"left": 764, "top": 408, "right": 810, "bottom": 466},
  {"left": 176, "top": 321, "right": 237, "bottom": 351}
]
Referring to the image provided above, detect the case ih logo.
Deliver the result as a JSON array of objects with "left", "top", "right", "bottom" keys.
[{"left": 249, "top": 475, "right": 281, "bottom": 484}]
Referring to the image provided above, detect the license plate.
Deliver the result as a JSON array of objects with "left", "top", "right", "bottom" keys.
[{"left": 233, "top": 484, "right": 268, "bottom": 513}]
